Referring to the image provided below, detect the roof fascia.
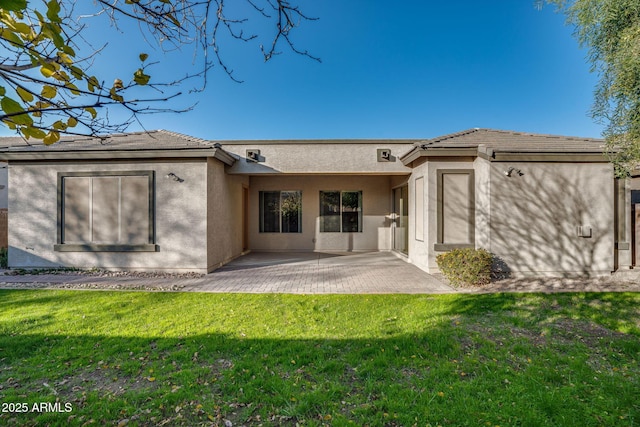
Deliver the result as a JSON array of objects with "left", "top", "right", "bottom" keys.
[
  {"left": 489, "top": 152, "right": 608, "bottom": 162},
  {"left": 401, "top": 145, "right": 608, "bottom": 165},
  {"left": 400, "top": 147, "right": 479, "bottom": 165},
  {"left": 0, "top": 148, "right": 236, "bottom": 165}
]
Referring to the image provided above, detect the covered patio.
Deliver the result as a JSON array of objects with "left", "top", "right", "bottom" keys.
[{"left": 190, "top": 251, "right": 454, "bottom": 293}]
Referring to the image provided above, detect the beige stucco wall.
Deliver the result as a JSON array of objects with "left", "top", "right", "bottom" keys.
[
  {"left": 488, "top": 161, "right": 615, "bottom": 276},
  {"left": 207, "top": 158, "right": 248, "bottom": 270},
  {"left": 8, "top": 160, "right": 212, "bottom": 272},
  {"left": 247, "top": 175, "right": 397, "bottom": 251},
  {"left": 407, "top": 158, "right": 615, "bottom": 277},
  {"left": 223, "top": 142, "right": 414, "bottom": 175},
  {"left": 407, "top": 159, "right": 427, "bottom": 269},
  {"left": 408, "top": 158, "right": 477, "bottom": 273}
]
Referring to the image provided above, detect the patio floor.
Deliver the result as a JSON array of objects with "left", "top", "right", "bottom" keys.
[{"left": 183, "top": 251, "right": 455, "bottom": 294}]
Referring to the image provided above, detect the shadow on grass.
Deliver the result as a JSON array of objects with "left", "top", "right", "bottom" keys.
[{"left": 0, "top": 291, "right": 638, "bottom": 426}]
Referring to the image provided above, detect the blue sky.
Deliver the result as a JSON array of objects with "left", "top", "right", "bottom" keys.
[{"left": 3, "top": 1, "right": 604, "bottom": 141}]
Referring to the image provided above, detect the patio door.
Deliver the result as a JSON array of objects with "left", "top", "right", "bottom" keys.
[{"left": 393, "top": 185, "right": 409, "bottom": 255}]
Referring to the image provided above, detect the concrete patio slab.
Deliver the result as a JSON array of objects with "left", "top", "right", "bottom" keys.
[{"left": 186, "top": 251, "right": 454, "bottom": 294}]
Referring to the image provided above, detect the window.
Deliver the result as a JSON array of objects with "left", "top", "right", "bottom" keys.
[
  {"left": 435, "top": 170, "right": 475, "bottom": 251},
  {"left": 55, "top": 171, "right": 157, "bottom": 252},
  {"left": 319, "top": 191, "right": 362, "bottom": 232},
  {"left": 259, "top": 191, "right": 302, "bottom": 233}
]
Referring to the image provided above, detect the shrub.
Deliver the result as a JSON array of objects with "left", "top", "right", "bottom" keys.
[{"left": 436, "top": 247, "right": 492, "bottom": 287}]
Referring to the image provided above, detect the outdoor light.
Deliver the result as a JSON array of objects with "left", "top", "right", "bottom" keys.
[
  {"left": 165, "top": 172, "right": 184, "bottom": 182},
  {"left": 504, "top": 167, "right": 523, "bottom": 177},
  {"left": 246, "top": 149, "right": 261, "bottom": 162},
  {"left": 377, "top": 148, "right": 393, "bottom": 162}
]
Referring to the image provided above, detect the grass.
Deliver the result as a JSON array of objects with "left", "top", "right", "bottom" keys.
[{"left": 0, "top": 291, "right": 638, "bottom": 426}]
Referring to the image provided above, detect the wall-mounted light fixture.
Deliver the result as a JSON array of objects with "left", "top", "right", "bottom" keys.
[
  {"left": 246, "top": 149, "right": 262, "bottom": 162},
  {"left": 377, "top": 148, "right": 394, "bottom": 162},
  {"left": 165, "top": 172, "right": 184, "bottom": 183},
  {"left": 504, "top": 167, "right": 523, "bottom": 177}
]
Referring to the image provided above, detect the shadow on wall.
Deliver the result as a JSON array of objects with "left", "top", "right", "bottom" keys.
[{"left": 486, "top": 164, "right": 613, "bottom": 277}]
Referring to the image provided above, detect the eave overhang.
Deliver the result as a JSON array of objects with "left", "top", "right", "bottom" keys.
[
  {"left": 401, "top": 145, "right": 609, "bottom": 165},
  {"left": 0, "top": 147, "right": 237, "bottom": 166}
]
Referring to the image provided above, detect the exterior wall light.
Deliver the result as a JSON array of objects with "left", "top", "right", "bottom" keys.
[
  {"left": 165, "top": 172, "right": 184, "bottom": 182},
  {"left": 504, "top": 167, "right": 523, "bottom": 177}
]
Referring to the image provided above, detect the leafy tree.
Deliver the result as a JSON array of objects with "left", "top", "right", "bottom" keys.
[
  {"left": 0, "top": 0, "right": 316, "bottom": 143},
  {"left": 544, "top": 0, "right": 640, "bottom": 175}
]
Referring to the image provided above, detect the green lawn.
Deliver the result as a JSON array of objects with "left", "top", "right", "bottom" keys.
[{"left": 0, "top": 290, "right": 638, "bottom": 426}]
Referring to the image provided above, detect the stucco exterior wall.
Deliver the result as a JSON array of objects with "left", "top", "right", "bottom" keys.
[
  {"left": 418, "top": 159, "right": 476, "bottom": 273},
  {"left": 407, "top": 158, "right": 614, "bottom": 277},
  {"left": 223, "top": 142, "right": 414, "bottom": 175},
  {"left": 407, "top": 159, "right": 428, "bottom": 270},
  {"left": 247, "top": 175, "right": 396, "bottom": 251},
  {"left": 8, "top": 160, "right": 210, "bottom": 272},
  {"left": 207, "top": 159, "right": 248, "bottom": 270},
  {"left": 488, "top": 161, "right": 615, "bottom": 276}
]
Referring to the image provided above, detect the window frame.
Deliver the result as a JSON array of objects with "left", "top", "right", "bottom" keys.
[
  {"left": 54, "top": 171, "right": 158, "bottom": 252},
  {"left": 319, "top": 190, "right": 363, "bottom": 233},
  {"left": 435, "top": 169, "right": 475, "bottom": 251},
  {"left": 258, "top": 190, "right": 302, "bottom": 233}
]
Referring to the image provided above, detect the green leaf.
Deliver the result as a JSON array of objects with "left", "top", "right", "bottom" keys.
[
  {"left": 1, "top": 96, "right": 32, "bottom": 126},
  {"left": 1, "top": 96, "right": 24, "bottom": 115},
  {"left": 52, "top": 120, "right": 67, "bottom": 131},
  {"left": 65, "top": 82, "right": 80, "bottom": 95},
  {"left": 16, "top": 86, "right": 33, "bottom": 102},
  {"left": 85, "top": 107, "right": 97, "bottom": 119},
  {"left": 46, "top": 0, "right": 61, "bottom": 23},
  {"left": 0, "top": 87, "right": 5, "bottom": 96},
  {"left": 109, "top": 88, "right": 124, "bottom": 103},
  {"left": 133, "top": 69, "right": 150, "bottom": 86},
  {"left": 42, "top": 22, "right": 64, "bottom": 49},
  {"left": 166, "top": 13, "right": 181, "bottom": 27},
  {"left": 1, "top": 0, "right": 28, "bottom": 12},
  {"left": 40, "top": 63, "right": 56, "bottom": 78},
  {"left": 21, "top": 126, "right": 46, "bottom": 140},
  {"left": 43, "top": 130, "right": 60, "bottom": 145},
  {"left": 67, "top": 117, "right": 78, "bottom": 127},
  {"left": 87, "top": 76, "right": 99, "bottom": 93},
  {"left": 62, "top": 45, "right": 76, "bottom": 57},
  {"left": 139, "top": 53, "right": 149, "bottom": 62},
  {"left": 69, "top": 65, "right": 83, "bottom": 80},
  {"left": 41, "top": 85, "right": 57, "bottom": 99},
  {"left": 0, "top": 28, "right": 22, "bottom": 46}
]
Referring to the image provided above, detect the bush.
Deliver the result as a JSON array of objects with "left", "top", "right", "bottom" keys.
[
  {"left": 0, "top": 247, "right": 6, "bottom": 269},
  {"left": 436, "top": 247, "right": 492, "bottom": 287}
]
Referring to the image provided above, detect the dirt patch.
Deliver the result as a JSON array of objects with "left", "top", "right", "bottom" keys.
[
  {"left": 53, "top": 365, "right": 160, "bottom": 402},
  {"left": 551, "top": 318, "right": 630, "bottom": 347}
]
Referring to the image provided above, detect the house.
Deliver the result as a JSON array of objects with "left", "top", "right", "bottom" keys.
[{"left": 0, "top": 128, "right": 633, "bottom": 277}]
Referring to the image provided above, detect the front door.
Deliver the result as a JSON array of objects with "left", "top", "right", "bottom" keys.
[{"left": 393, "top": 185, "right": 409, "bottom": 255}]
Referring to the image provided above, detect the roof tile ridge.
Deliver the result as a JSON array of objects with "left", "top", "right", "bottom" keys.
[
  {"left": 485, "top": 128, "right": 603, "bottom": 142},
  {"left": 156, "top": 129, "right": 213, "bottom": 146},
  {"left": 417, "top": 128, "right": 482, "bottom": 148}
]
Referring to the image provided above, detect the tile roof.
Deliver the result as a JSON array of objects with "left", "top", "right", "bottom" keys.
[
  {"left": 414, "top": 128, "right": 605, "bottom": 153},
  {"left": 0, "top": 129, "right": 217, "bottom": 152}
]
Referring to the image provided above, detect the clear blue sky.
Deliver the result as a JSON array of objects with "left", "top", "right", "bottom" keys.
[{"left": 2, "top": 1, "right": 605, "bottom": 141}]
